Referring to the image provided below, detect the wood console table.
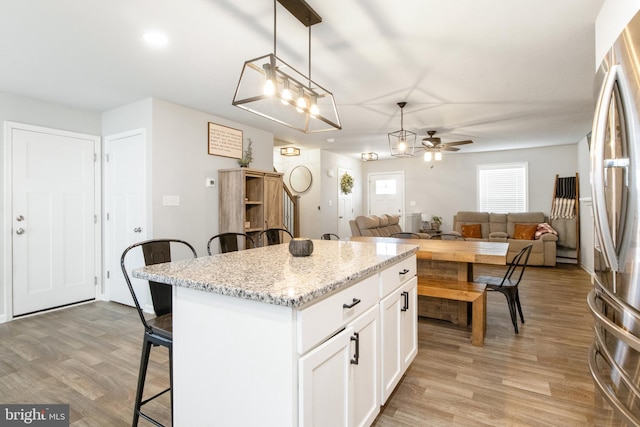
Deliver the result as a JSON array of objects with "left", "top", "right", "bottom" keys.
[{"left": 351, "top": 236, "right": 508, "bottom": 343}]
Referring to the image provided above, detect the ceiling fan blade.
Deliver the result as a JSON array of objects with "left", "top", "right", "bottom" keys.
[
  {"left": 444, "top": 140, "right": 473, "bottom": 146},
  {"left": 443, "top": 146, "right": 460, "bottom": 152}
]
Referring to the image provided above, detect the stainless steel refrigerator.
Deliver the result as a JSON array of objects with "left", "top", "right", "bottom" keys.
[{"left": 588, "top": 10, "right": 640, "bottom": 425}]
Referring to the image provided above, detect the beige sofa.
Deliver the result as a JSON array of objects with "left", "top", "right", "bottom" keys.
[
  {"left": 349, "top": 214, "right": 431, "bottom": 239},
  {"left": 452, "top": 211, "right": 557, "bottom": 266}
]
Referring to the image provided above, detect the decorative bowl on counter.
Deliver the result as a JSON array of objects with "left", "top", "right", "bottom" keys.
[{"left": 289, "top": 238, "right": 314, "bottom": 257}]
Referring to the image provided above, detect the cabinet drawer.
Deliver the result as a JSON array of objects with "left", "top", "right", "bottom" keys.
[
  {"left": 297, "top": 274, "right": 378, "bottom": 355},
  {"left": 379, "top": 255, "right": 416, "bottom": 298}
]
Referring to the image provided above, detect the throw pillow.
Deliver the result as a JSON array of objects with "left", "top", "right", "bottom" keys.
[
  {"left": 461, "top": 223, "right": 482, "bottom": 239},
  {"left": 513, "top": 223, "right": 537, "bottom": 240}
]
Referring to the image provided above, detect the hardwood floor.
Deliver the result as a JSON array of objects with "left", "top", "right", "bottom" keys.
[
  {"left": 0, "top": 263, "right": 630, "bottom": 426},
  {"left": 374, "top": 263, "right": 628, "bottom": 427}
]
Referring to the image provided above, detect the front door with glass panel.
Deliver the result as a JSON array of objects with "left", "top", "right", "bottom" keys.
[{"left": 368, "top": 172, "right": 405, "bottom": 230}]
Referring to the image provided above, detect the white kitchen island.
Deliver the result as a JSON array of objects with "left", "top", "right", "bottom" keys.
[{"left": 133, "top": 239, "right": 418, "bottom": 427}]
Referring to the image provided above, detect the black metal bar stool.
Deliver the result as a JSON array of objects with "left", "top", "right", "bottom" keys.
[
  {"left": 121, "top": 238, "right": 197, "bottom": 426},
  {"left": 207, "top": 232, "right": 255, "bottom": 255}
]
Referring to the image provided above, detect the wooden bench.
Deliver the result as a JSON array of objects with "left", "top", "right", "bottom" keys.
[{"left": 417, "top": 278, "right": 487, "bottom": 346}]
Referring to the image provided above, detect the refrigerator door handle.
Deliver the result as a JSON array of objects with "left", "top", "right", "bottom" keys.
[
  {"left": 587, "top": 288, "right": 640, "bottom": 353},
  {"left": 589, "top": 343, "right": 640, "bottom": 426},
  {"left": 588, "top": 288, "right": 640, "bottom": 426},
  {"left": 591, "top": 64, "right": 622, "bottom": 272},
  {"left": 603, "top": 157, "right": 630, "bottom": 187}
]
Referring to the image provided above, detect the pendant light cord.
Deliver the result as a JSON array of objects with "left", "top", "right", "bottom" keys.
[
  {"left": 273, "top": 0, "right": 277, "bottom": 56},
  {"left": 308, "top": 25, "right": 312, "bottom": 88}
]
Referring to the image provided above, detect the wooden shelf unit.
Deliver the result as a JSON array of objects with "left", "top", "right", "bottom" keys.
[{"left": 219, "top": 168, "right": 284, "bottom": 242}]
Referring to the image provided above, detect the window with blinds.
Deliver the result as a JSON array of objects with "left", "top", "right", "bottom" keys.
[{"left": 477, "top": 162, "right": 528, "bottom": 212}]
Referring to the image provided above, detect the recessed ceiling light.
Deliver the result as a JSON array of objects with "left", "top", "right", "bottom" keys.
[{"left": 143, "top": 31, "right": 168, "bottom": 47}]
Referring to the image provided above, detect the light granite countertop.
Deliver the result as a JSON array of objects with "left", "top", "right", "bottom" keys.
[{"left": 133, "top": 239, "right": 417, "bottom": 308}]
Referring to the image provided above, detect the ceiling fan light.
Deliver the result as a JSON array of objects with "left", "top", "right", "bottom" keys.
[
  {"left": 435, "top": 151, "right": 442, "bottom": 161},
  {"left": 424, "top": 151, "right": 432, "bottom": 162}
]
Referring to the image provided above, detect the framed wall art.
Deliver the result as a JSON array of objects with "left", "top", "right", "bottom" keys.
[{"left": 208, "top": 122, "right": 243, "bottom": 159}]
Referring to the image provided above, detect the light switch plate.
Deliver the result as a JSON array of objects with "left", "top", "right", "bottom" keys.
[
  {"left": 206, "top": 178, "right": 215, "bottom": 187},
  {"left": 163, "top": 195, "right": 180, "bottom": 206}
]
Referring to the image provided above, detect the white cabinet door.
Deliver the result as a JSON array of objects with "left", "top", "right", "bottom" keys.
[
  {"left": 299, "top": 327, "right": 352, "bottom": 427},
  {"left": 379, "top": 275, "right": 418, "bottom": 404},
  {"left": 380, "top": 287, "right": 402, "bottom": 404},
  {"left": 349, "top": 305, "right": 380, "bottom": 427},
  {"left": 400, "top": 276, "right": 418, "bottom": 370}
]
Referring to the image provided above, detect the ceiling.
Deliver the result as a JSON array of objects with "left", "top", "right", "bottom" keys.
[{"left": 0, "top": 0, "right": 604, "bottom": 160}]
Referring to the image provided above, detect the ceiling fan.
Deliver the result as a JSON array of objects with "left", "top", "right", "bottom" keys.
[{"left": 420, "top": 130, "right": 473, "bottom": 152}]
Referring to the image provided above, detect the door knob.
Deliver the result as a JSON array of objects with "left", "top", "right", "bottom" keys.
[
  {"left": 133, "top": 227, "right": 142, "bottom": 233},
  {"left": 16, "top": 228, "right": 25, "bottom": 235},
  {"left": 16, "top": 215, "right": 24, "bottom": 221}
]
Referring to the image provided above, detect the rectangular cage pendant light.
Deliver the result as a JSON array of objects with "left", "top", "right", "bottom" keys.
[
  {"left": 232, "top": 0, "right": 341, "bottom": 133},
  {"left": 233, "top": 54, "right": 341, "bottom": 133}
]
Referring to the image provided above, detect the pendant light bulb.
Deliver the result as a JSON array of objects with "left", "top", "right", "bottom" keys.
[
  {"left": 264, "top": 79, "right": 275, "bottom": 96},
  {"left": 263, "top": 63, "right": 275, "bottom": 97},
  {"left": 281, "top": 79, "right": 292, "bottom": 105},
  {"left": 296, "top": 88, "right": 307, "bottom": 113},
  {"left": 309, "top": 95, "right": 319, "bottom": 117}
]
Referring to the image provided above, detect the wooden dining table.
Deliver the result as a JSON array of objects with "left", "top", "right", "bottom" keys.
[{"left": 351, "top": 236, "right": 509, "bottom": 329}]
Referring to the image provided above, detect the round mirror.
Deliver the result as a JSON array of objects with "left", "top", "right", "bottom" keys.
[{"left": 289, "top": 165, "right": 313, "bottom": 193}]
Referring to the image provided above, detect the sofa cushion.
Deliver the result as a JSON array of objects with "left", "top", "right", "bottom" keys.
[
  {"left": 506, "top": 212, "right": 545, "bottom": 237},
  {"left": 456, "top": 211, "right": 490, "bottom": 223},
  {"left": 513, "top": 223, "right": 538, "bottom": 240},
  {"left": 356, "top": 215, "right": 380, "bottom": 230},
  {"left": 489, "top": 213, "right": 507, "bottom": 234},
  {"left": 455, "top": 211, "right": 491, "bottom": 238},
  {"left": 383, "top": 214, "right": 398, "bottom": 226},
  {"left": 461, "top": 224, "right": 482, "bottom": 239},
  {"left": 356, "top": 215, "right": 382, "bottom": 237}
]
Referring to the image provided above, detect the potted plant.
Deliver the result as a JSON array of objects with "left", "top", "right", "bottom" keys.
[
  {"left": 431, "top": 215, "right": 442, "bottom": 231},
  {"left": 238, "top": 138, "right": 253, "bottom": 167}
]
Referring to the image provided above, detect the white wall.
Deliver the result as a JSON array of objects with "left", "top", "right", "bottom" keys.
[
  {"left": 103, "top": 98, "right": 276, "bottom": 257},
  {"left": 362, "top": 144, "right": 579, "bottom": 233},
  {"left": 321, "top": 151, "right": 364, "bottom": 237},
  {"left": 1, "top": 91, "right": 101, "bottom": 320},
  {"left": 150, "top": 99, "right": 275, "bottom": 256},
  {"left": 273, "top": 149, "right": 363, "bottom": 239}
]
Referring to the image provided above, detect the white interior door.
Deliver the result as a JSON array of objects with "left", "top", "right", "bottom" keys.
[
  {"left": 104, "top": 130, "right": 147, "bottom": 307},
  {"left": 10, "top": 123, "right": 99, "bottom": 316},
  {"left": 368, "top": 172, "right": 405, "bottom": 230}
]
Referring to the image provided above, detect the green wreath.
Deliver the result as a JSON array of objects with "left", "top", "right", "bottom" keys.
[{"left": 340, "top": 172, "right": 354, "bottom": 194}]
